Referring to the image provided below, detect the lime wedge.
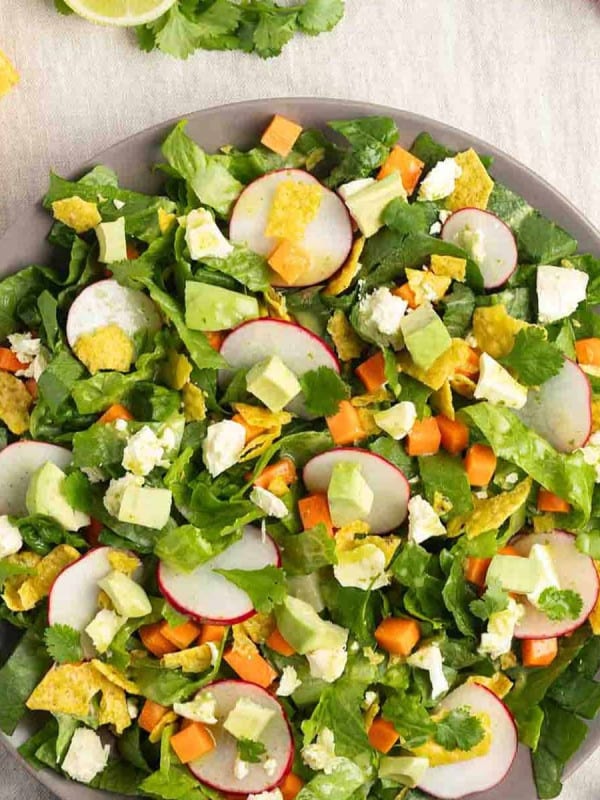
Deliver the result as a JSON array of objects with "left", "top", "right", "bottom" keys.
[{"left": 64, "top": 0, "right": 177, "bottom": 26}]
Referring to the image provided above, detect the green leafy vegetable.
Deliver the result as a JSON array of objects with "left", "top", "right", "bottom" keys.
[
  {"left": 537, "top": 588, "right": 583, "bottom": 622},
  {"left": 434, "top": 708, "right": 486, "bottom": 751},
  {"left": 500, "top": 328, "right": 564, "bottom": 386},
  {"left": 215, "top": 566, "right": 286, "bottom": 613},
  {"left": 299, "top": 367, "right": 350, "bottom": 416},
  {"left": 43, "top": 624, "right": 83, "bottom": 665},
  {"left": 469, "top": 577, "right": 509, "bottom": 621},
  {"left": 237, "top": 738, "right": 266, "bottom": 763},
  {"left": 280, "top": 523, "right": 337, "bottom": 575}
]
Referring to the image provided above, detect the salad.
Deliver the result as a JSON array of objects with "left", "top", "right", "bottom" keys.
[{"left": 0, "top": 111, "right": 599, "bottom": 800}]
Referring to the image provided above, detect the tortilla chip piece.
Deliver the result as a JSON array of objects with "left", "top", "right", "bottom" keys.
[
  {"left": 52, "top": 196, "right": 101, "bottom": 233},
  {"left": 430, "top": 254, "right": 467, "bottom": 282},
  {"left": 335, "top": 521, "right": 372, "bottom": 553},
  {"left": 233, "top": 403, "right": 291, "bottom": 430},
  {"left": 162, "top": 645, "right": 213, "bottom": 673},
  {"left": 433, "top": 492, "right": 454, "bottom": 516},
  {"left": 405, "top": 269, "right": 452, "bottom": 305},
  {"left": 265, "top": 181, "right": 322, "bottom": 242},
  {"left": 183, "top": 383, "right": 206, "bottom": 422},
  {"left": 356, "top": 408, "right": 380, "bottom": 437},
  {"left": 431, "top": 380, "right": 454, "bottom": 420},
  {"left": 589, "top": 562, "right": 600, "bottom": 635},
  {"left": 263, "top": 287, "right": 291, "bottom": 321},
  {"left": 232, "top": 624, "right": 259, "bottom": 659},
  {"left": 324, "top": 237, "right": 365, "bottom": 296},
  {"left": 0, "top": 370, "right": 32, "bottom": 434},
  {"left": 158, "top": 208, "right": 176, "bottom": 234},
  {"left": 91, "top": 660, "right": 140, "bottom": 694},
  {"left": 267, "top": 477, "right": 290, "bottom": 497},
  {"left": 98, "top": 676, "right": 132, "bottom": 734},
  {"left": 2, "top": 552, "right": 42, "bottom": 611},
  {"left": 242, "top": 612, "right": 275, "bottom": 644},
  {"left": 449, "top": 374, "right": 477, "bottom": 399},
  {"left": 398, "top": 339, "right": 473, "bottom": 391},
  {"left": 591, "top": 400, "right": 600, "bottom": 434},
  {"left": 14, "top": 545, "right": 80, "bottom": 611},
  {"left": 446, "top": 149, "right": 494, "bottom": 211},
  {"left": 27, "top": 663, "right": 101, "bottom": 718},
  {"left": 327, "top": 310, "right": 364, "bottom": 362},
  {"left": 149, "top": 711, "right": 178, "bottom": 744},
  {"left": 108, "top": 550, "right": 141, "bottom": 577},
  {"left": 163, "top": 351, "right": 192, "bottom": 391},
  {"left": 0, "top": 49, "right": 19, "bottom": 97},
  {"left": 468, "top": 673, "right": 513, "bottom": 700},
  {"left": 448, "top": 478, "right": 532, "bottom": 539},
  {"left": 472, "top": 305, "right": 529, "bottom": 359},
  {"left": 351, "top": 388, "right": 391, "bottom": 407}
]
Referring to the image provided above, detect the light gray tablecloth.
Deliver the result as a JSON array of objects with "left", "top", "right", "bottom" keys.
[{"left": 0, "top": 0, "right": 599, "bottom": 798}]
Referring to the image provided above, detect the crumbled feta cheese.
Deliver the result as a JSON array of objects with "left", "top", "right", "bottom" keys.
[
  {"left": 122, "top": 426, "right": 169, "bottom": 476},
  {"left": 9, "top": 333, "right": 47, "bottom": 379},
  {"left": 474, "top": 489, "right": 489, "bottom": 500},
  {"left": 81, "top": 466, "right": 106, "bottom": 484},
  {"left": 114, "top": 418, "right": 129, "bottom": 432},
  {"left": 0, "top": 515, "right": 23, "bottom": 559},
  {"left": 334, "top": 544, "right": 390, "bottom": 590},
  {"left": 173, "top": 691, "right": 218, "bottom": 724},
  {"left": 407, "top": 643, "right": 449, "bottom": 699},
  {"left": 479, "top": 597, "right": 525, "bottom": 660},
  {"left": 234, "top": 757, "right": 250, "bottom": 781},
  {"left": 247, "top": 791, "right": 283, "bottom": 800},
  {"left": 306, "top": 646, "right": 348, "bottom": 684},
  {"left": 455, "top": 225, "right": 486, "bottom": 265},
  {"left": 184, "top": 208, "right": 234, "bottom": 261},
  {"left": 61, "top": 728, "right": 110, "bottom": 784},
  {"left": 526, "top": 544, "right": 561, "bottom": 608},
  {"left": 374, "top": 401, "right": 417, "bottom": 440},
  {"left": 113, "top": 199, "right": 125, "bottom": 210},
  {"left": 264, "top": 757, "right": 278, "bottom": 777},
  {"left": 206, "top": 641, "right": 219, "bottom": 666},
  {"left": 438, "top": 209, "right": 452, "bottom": 224},
  {"left": 429, "top": 221, "right": 442, "bottom": 235},
  {"left": 361, "top": 287, "right": 408, "bottom": 336},
  {"left": 474, "top": 353, "right": 528, "bottom": 409},
  {"left": 337, "top": 178, "right": 376, "bottom": 202},
  {"left": 85, "top": 609, "right": 124, "bottom": 654},
  {"left": 537, "top": 265, "right": 589, "bottom": 324},
  {"left": 302, "top": 727, "right": 339, "bottom": 774},
  {"left": 362, "top": 690, "right": 378, "bottom": 710},
  {"left": 504, "top": 472, "right": 519, "bottom": 487},
  {"left": 276, "top": 665, "right": 302, "bottom": 697},
  {"left": 408, "top": 495, "right": 446, "bottom": 544},
  {"left": 580, "top": 431, "right": 600, "bottom": 481},
  {"left": 418, "top": 158, "right": 461, "bottom": 202},
  {"left": 250, "top": 486, "right": 288, "bottom": 519},
  {"left": 103, "top": 474, "right": 144, "bottom": 517},
  {"left": 203, "top": 420, "right": 246, "bottom": 478}
]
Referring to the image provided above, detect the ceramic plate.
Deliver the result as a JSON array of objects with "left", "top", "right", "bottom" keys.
[{"left": 1, "top": 97, "right": 599, "bottom": 800}]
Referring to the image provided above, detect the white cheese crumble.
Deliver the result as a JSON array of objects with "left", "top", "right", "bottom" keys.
[
  {"left": 122, "top": 425, "right": 171, "bottom": 476},
  {"left": 302, "top": 727, "right": 340, "bottom": 774},
  {"left": 474, "top": 353, "right": 528, "bottom": 409},
  {"left": 407, "top": 643, "right": 449, "bottom": 699},
  {"left": 334, "top": 544, "right": 390, "bottom": 591},
  {"left": 173, "top": 691, "right": 218, "bottom": 724},
  {"left": 247, "top": 791, "right": 283, "bottom": 800},
  {"left": 202, "top": 420, "right": 246, "bottom": 478},
  {"left": 234, "top": 757, "right": 250, "bottom": 781},
  {"left": 361, "top": 287, "right": 408, "bottom": 336},
  {"left": 537, "top": 265, "right": 588, "bottom": 324},
  {"left": 276, "top": 665, "right": 302, "bottom": 697},
  {"left": 8, "top": 333, "right": 47, "bottom": 379},
  {"left": 0, "top": 515, "right": 23, "bottom": 559},
  {"left": 408, "top": 495, "right": 446, "bottom": 544},
  {"left": 81, "top": 466, "right": 106, "bottom": 484},
  {"left": 418, "top": 158, "right": 461, "bottom": 202},
  {"left": 264, "top": 757, "right": 278, "bottom": 777},
  {"left": 250, "top": 486, "right": 288, "bottom": 519},
  {"left": 184, "top": 208, "right": 234, "bottom": 261},
  {"left": 103, "top": 474, "right": 144, "bottom": 517},
  {"left": 479, "top": 597, "right": 525, "bottom": 660},
  {"left": 580, "top": 431, "right": 600, "bottom": 481},
  {"left": 306, "top": 646, "right": 348, "bottom": 684},
  {"left": 61, "top": 728, "right": 110, "bottom": 784}
]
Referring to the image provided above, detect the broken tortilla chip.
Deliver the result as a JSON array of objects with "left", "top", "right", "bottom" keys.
[
  {"left": 327, "top": 310, "right": 364, "bottom": 362},
  {"left": 448, "top": 478, "right": 532, "bottom": 538},
  {"left": 323, "top": 237, "right": 365, "bottom": 296},
  {"left": 472, "top": 305, "right": 528, "bottom": 359},
  {"left": 162, "top": 645, "right": 213, "bottom": 673},
  {"left": 446, "top": 149, "right": 494, "bottom": 212},
  {"left": 0, "top": 370, "right": 33, "bottom": 435},
  {"left": 5, "top": 545, "right": 79, "bottom": 612},
  {"left": 398, "top": 339, "right": 473, "bottom": 391}
]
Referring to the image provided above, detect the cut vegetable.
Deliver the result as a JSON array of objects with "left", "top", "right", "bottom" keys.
[
  {"left": 188, "top": 680, "right": 293, "bottom": 795},
  {"left": 219, "top": 318, "right": 340, "bottom": 418},
  {"left": 511, "top": 530, "right": 599, "bottom": 639},
  {"left": 303, "top": 448, "right": 410, "bottom": 533},
  {"left": 158, "top": 526, "right": 280, "bottom": 624},
  {"left": 417, "top": 683, "right": 517, "bottom": 799},
  {"left": 442, "top": 208, "right": 517, "bottom": 289},
  {"left": 229, "top": 169, "right": 352, "bottom": 287},
  {"left": 515, "top": 358, "right": 591, "bottom": 453},
  {"left": 66, "top": 279, "right": 161, "bottom": 350},
  {"left": 0, "top": 441, "right": 72, "bottom": 516}
]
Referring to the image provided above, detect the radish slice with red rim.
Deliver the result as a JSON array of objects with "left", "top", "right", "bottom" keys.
[
  {"left": 417, "top": 683, "right": 517, "bottom": 799},
  {"left": 158, "top": 526, "right": 280, "bottom": 624},
  {"left": 188, "top": 680, "right": 293, "bottom": 795},
  {"left": 303, "top": 447, "right": 410, "bottom": 533},
  {"left": 229, "top": 169, "right": 353, "bottom": 287},
  {"left": 511, "top": 530, "right": 599, "bottom": 639},
  {"left": 0, "top": 441, "right": 72, "bottom": 516},
  {"left": 441, "top": 208, "right": 518, "bottom": 289}
]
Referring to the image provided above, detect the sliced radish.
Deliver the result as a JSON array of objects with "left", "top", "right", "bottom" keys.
[
  {"left": 0, "top": 441, "right": 72, "bottom": 516},
  {"left": 418, "top": 683, "right": 517, "bottom": 799},
  {"left": 515, "top": 358, "right": 591, "bottom": 453},
  {"left": 48, "top": 547, "right": 114, "bottom": 632},
  {"left": 219, "top": 318, "right": 340, "bottom": 419},
  {"left": 303, "top": 448, "right": 410, "bottom": 533},
  {"left": 229, "top": 169, "right": 353, "bottom": 287},
  {"left": 158, "top": 526, "right": 280, "bottom": 624},
  {"left": 511, "top": 530, "right": 599, "bottom": 639},
  {"left": 442, "top": 208, "right": 518, "bottom": 289},
  {"left": 188, "top": 680, "right": 293, "bottom": 795},
  {"left": 66, "top": 278, "right": 162, "bottom": 350}
]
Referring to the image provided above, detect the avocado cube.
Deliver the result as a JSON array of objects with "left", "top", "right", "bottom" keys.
[
  {"left": 274, "top": 595, "right": 348, "bottom": 655},
  {"left": 223, "top": 697, "right": 276, "bottom": 741},
  {"left": 486, "top": 554, "right": 539, "bottom": 594},
  {"left": 118, "top": 485, "right": 172, "bottom": 530},
  {"left": 185, "top": 282, "right": 259, "bottom": 331},
  {"left": 246, "top": 355, "right": 301, "bottom": 412},
  {"left": 399, "top": 302, "right": 452, "bottom": 370},
  {"left": 26, "top": 462, "right": 90, "bottom": 531},
  {"left": 98, "top": 570, "right": 152, "bottom": 618},
  {"left": 379, "top": 756, "right": 430, "bottom": 788},
  {"left": 344, "top": 173, "right": 407, "bottom": 238},
  {"left": 327, "top": 461, "right": 374, "bottom": 528},
  {"left": 96, "top": 217, "right": 127, "bottom": 264}
]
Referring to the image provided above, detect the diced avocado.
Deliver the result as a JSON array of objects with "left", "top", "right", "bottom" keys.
[
  {"left": 25, "top": 462, "right": 90, "bottom": 531},
  {"left": 274, "top": 595, "right": 348, "bottom": 655},
  {"left": 85, "top": 609, "right": 125, "bottom": 654},
  {"left": 374, "top": 401, "right": 417, "bottom": 440},
  {"left": 117, "top": 485, "right": 172, "bottom": 530},
  {"left": 95, "top": 217, "right": 127, "bottom": 264},
  {"left": 327, "top": 461, "right": 374, "bottom": 528},
  {"left": 287, "top": 573, "right": 325, "bottom": 613},
  {"left": 98, "top": 570, "right": 152, "bottom": 618},
  {"left": 185, "top": 282, "right": 259, "bottom": 331},
  {"left": 246, "top": 355, "right": 301, "bottom": 412},
  {"left": 223, "top": 697, "right": 276, "bottom": 741},
  {"left": 344, "top": 173, "right": 407, "bottom": 238},
  {"left": 399, "top": 302, "right": 452, "bottom": 370},
  {"left": 378, "top": 756, "right": 430, "bottom": 787},
  {"left": 526, "top": 543, "right": 560, "bottom": 606},
  {"left": 486, "top": 554, "right": 539, "bottom": 594}
]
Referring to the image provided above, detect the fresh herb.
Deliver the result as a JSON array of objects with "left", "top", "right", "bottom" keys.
[
  {"left": 43, "top": 624, "right": 83, "bottom": 664},
  {"left": 299, "top": 366, "right": 350, "bottom": 416},
  {"left": 237, "top": 738, "right": 266, "bottom": 763},
  {"left": 469, "top": 577, "right": 510, "bottom": 621},
  {"left": 537, "top": 588, "right": 583, "bottom": 622},
  {"left": 500, "top": 328, "right": 564, "bottom": 386},
  {"left": 216, "top": 566, "right": 286, "bottom": 613},
  {"left": 434, "top": 708, "right": 485, "bottom": 751}
]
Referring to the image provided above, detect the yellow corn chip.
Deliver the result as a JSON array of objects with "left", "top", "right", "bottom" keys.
[
  {"left": 163, "top": 351, "right": 192, "bottom": 391},
  {"left": 263, "top": 286, "right": 291, "bottom": 321},
  {"left": 356, "top": 408, "right": 380, "bottom": 437},
  {"left": 73, "top": 325, "right": 134, "bottom": 375},
  {"left": 591, "top": 400, "right": 600, "bottom": 434},
  {"left": 0, "top": 49, "right": 19, "bottom": 98},
  {"left": 398, "top": 339, "right": 473, "bottom": 391},
  {"left": 98, "top": 677, "right": 131, "bottom": 734},
  {"left": 467, "top": 673, "right": 513, "bottom": 699},
  {"left": 10, "top": 545, "right": 80, "bottom": 611},
  {"left": 431, "top": 380, "right": 454, "bottom": 420},
  {"left": 351, "top": 388, "right": 391, "bottom": 407},
  {"left": 405, "top": 269, "right": 451, "bottom": 305},
  {"left": 242, "top": 612, "right": 275, "bottom": 644},
  {"left": 2, "top": 552, "right": 42, "bottom": 611},
  {"left": 0, "top": 370, "right": 33, "bottom": 435},
  {"left": 500, "top": 652, "right": 518, "bottom": 671},
  {"left": 324, "top": 237, "right": 365, "bottom": 296},
  {"left": 162, "top": 645, "right": 213, "bottom": 673},
  {"left": 533, "top": 513, "right": 556, "bottom": 534},
  {"left": 91, "top": 660, "right": 140, "bottom": 694},
  {"left": 233, "top": 403, "right": 291, "bottom": 430},
  {"left": 52, "top": 197, "right": 102, "bottom": 233},
  {"left": 335, "top": 520, "right": 372, "bottom": 553},
  {"left": 472, "top": 305, "right": 528, "bottom": 359},
  {"left": 108, "top": 550, "right": 141, "bottom": 577},
  {"left": 183, "top": 383, "right": 206, "bottom": 422},
  {"left": 327, "top": 310, "right": 364, "bottom": 362},
  {"left": 240, "top": 431, "right": 282, "bottom": 462},
  {"left": 433, "top": 492, "right": 453, "bottom": 516},
  {"left": 232, "top": 624, "right": 259, "bottom": 659},
  {"left": 363, "top": 695, "right": 380, "bottom": 732},
  {"left": 149, "top": 711, "right": 178, "bottom": 744},
  {"left": 430, "top": 254, "right": 467, "bottom": 282},
  {"left": 589, "top": 562, "right": 600, "bottom": 635},
  {"left": 27, "top": 664, "right": 101, "bottom": 718},
  {"left": 449, "top": 374, "right": 477, "bottom": 399},
  {"left": 265, "top": 181, "right": 322, "bottom": 241},
  {"left": 447, "top": 149, "right": 494, "bottom": 211},
  {"left": 158, "top": 208, "right": 176, "bottom": 234},
  {"left": 448, "top": 478, "right": 532, "bottom": 538},
  {"left": 98, "top": 589, "right": 113, "bottom": 610},
  {"left": 267, "top": 477, "right": 290, "bottom": 497}
]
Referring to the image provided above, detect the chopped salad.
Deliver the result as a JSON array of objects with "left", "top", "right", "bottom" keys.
[{"left": 0, "top": 112, "right": 599, "bottom": 800}]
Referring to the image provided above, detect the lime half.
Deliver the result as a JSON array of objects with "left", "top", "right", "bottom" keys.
[{"left": 64, "top": 0, "right": 177, "bottom": 26}]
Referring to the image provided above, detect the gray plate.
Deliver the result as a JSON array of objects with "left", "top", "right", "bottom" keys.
[{"left": 1, "top": 98, "right": 599, "bottom": 800}]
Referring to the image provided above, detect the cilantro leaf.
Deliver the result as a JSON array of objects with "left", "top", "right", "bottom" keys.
[
  {"left": 299, "top": 367, "right": 350, "bottom": 417},
  {"left": 54, "top": 0, "right": 73, "bottom": 14},
  {"left": 253, "top": 11, "right": 298, "bottom": 58},
  {"left": 469, "top": 577, "right": 510, "bottom": 621},
  {"left": 194, "top": 0, "right": 241, "bottom": 38},
  {"left": 500, "top": 328, "right": 564, "bottom": 386},
  {"left": 537, "top": 587, "right": 583, "bottom": 621},
  {"left": 434, "top": 708, "right": 485, "bottom": 751},
  {"left": 215, "top": 566, "right": 286, "bottom": 613},
  {"left": 442, "top": 283, "right": 476, "bottom": 338},
  {"left": 43, "top": 625, "right": 83, "bottom": 665},
  {"left": 237, "top": 738, "right": 266, "bottom": 763},
  {"left": 382, "top": 692, "right": 436, "bottom": 749},
  {"left": 298, "top": 0, "right": 345, "bottom": 34}
]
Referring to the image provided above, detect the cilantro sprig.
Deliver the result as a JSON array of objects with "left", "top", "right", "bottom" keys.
[
  {"left": 500, "top": 328, "right": 564, "bottom": 387},
  {"left": 44, "top": 624, "right": 83, "bottom": 665},
  {"left": 537, "top": 587, "right": 583, "bottom": 621},
  {"left": 434, "top": 707, "right": 486, "bottom": 751},
  {"left": 299, "top": 366, "right": 350, "bottom": 417},
  {"left": 237, "top": 738, "right": 267, "bottom": 763}
]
